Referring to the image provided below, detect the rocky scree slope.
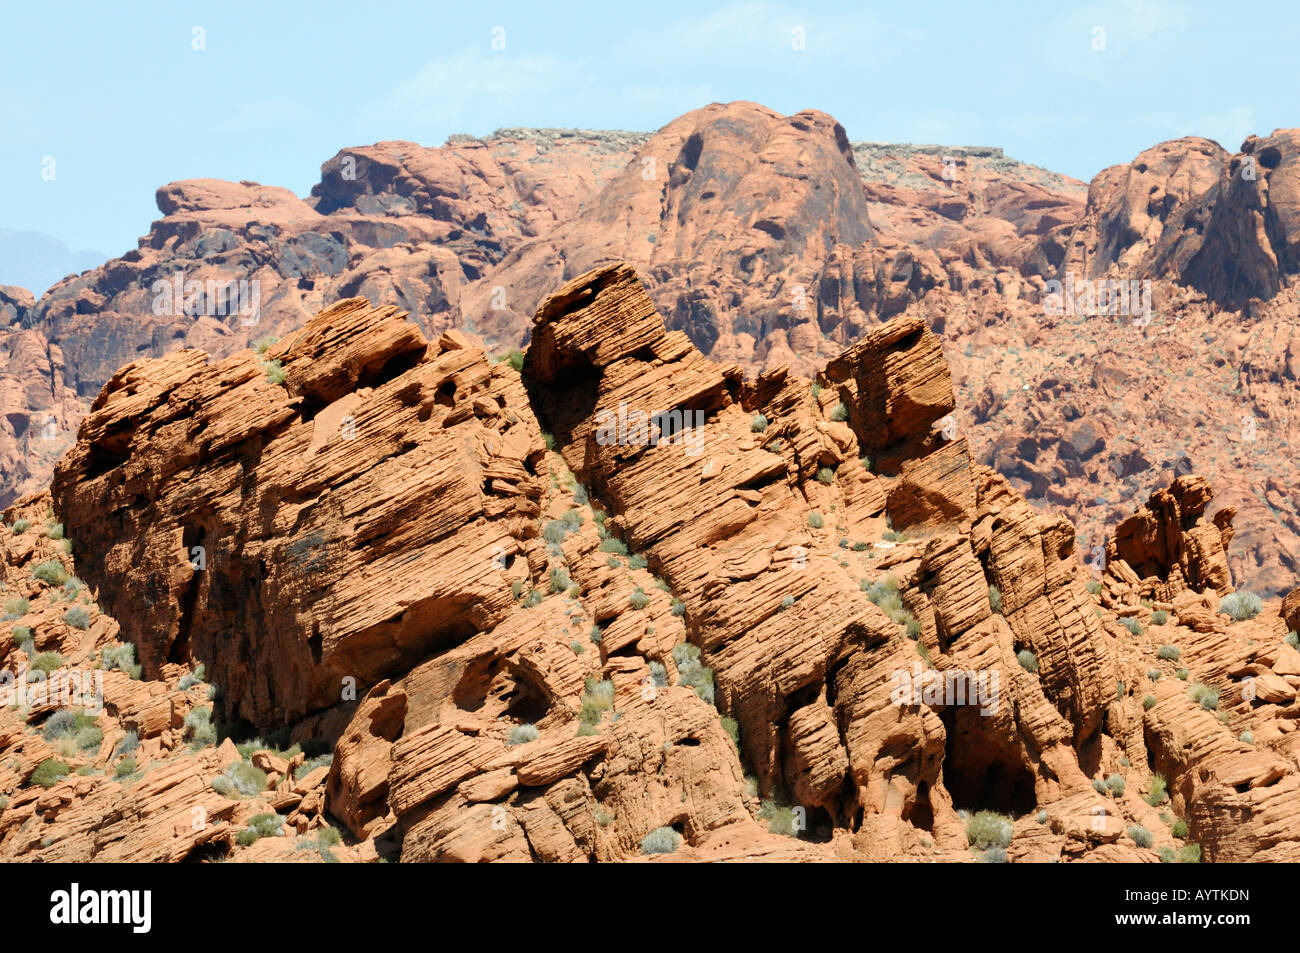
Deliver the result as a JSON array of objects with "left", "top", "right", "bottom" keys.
[{"left": 5, "top": 263, "right": 1297, "bottom": 861}]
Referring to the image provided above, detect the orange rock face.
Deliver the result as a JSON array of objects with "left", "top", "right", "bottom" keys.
[
  {"left": 8, "top": 263, "right": 1295, "bottom": 862},
  {"left": 10, "top": 103, "right": 1300, "bottom": 603}
]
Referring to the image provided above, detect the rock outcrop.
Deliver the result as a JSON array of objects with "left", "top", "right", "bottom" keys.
[
  {"left": 9, "top": 105, "right": 1300, "bottom": 599},
  {"left": 10, "top": 263, "right": 1294, "bottom": 861}
]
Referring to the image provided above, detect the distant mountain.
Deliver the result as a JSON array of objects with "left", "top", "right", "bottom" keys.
[{"left": 0, "top": 228, "right": 105, "bottom": 295}]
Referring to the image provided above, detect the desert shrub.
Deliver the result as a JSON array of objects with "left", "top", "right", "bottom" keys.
[
  {"left": 1086, "top": 580, "right": 1102, "bottom": 595},
  {"left": 882, "top": 530, "right": 906, "bottom": 542},
  {"left": 507, "top": 723, "right": 539, "bottom": 746},
  {"left": 184, "top": 706, "right": 217, "bottom": 746},
  {"left": 75, "top": 725, "right": 102, "bottom": 752},
  {"left": 673, "top": 643, "right": 715, "bottom": 705},
  {"left": 760, "top": 800, "right": 802, "bottom": 837},
  {"left": 30, "top": 651, "right": 62, "bottom": 674},
  {"left": 11, "top": 624, "right": 32, "bottom": 645},
  {"left": 593, "top": 807, "right": 614, "bottom": 827},
  {"left": 807, "top": 512, "right": 824, "bottom": 529},
  {"left": 780, "top": 595, "right": 795, "bottom": 611},
  {"left": 628, "top": 554, "right": 648, "bottom": 570},
  {"left": 1156, "top": 644, "right": 1181, "bottom": 661},
  {"left": 31, "top": 759, "right": 70, "bottom": 788},
  {"left": 1091, "top": 781, "right": 1105, "bottom": 796},
  {"left": 670, "top": 599, "right": 685, "bottom": 617},
  {"left": 1218, "top": 591, "right": 1262, "bottom": 621},
  {"left": 1172, "top": 819, "right": 1188, "bottom": 838},
  {"left": 1188, "top": 683, "right": 1219, "bottom": 711},
  {"left": 750, "top": 414, "right": 768, "bottom": 433},
  {"left": 216, "top": 760, "right": 269, "bottom": 798},
  {"left": 64, "top": 607, "right": 91, "bottom": 630},
  {"left": 261, "top": 359, "right": 286, "bottom": 385},
  {"left": 640, "top": 827, "right": 680, "bottom": 855},
  {"left": 523, "top": 589, "right": 543, "bottom": 608},
  {"left": 598, "top": 537, "right": 628, "bottom": 556},
  {"left": 1151, "top": 610, "right": 1169, "bottom": 625},
  {"left": 253, "top": 336, "right": 277, "bottom": 355},
  {"left": 11, "top": 519, "right": 29, "bottom": 534},
  {"left": 1036, "top": 810, "right": 1048, "bottom": 824},
  {"left": 505, "top": 349, "right": 525, "bottom": 372},
  {"left": 1240, "top": 731, "right": 1254, "bottom": 744},
  {"left": 579, "top": 678, "right": 616, "bottom": 727},
  {"left": 629, "top": 587, "right": 650, "bottom": 610},
  {"left": 45, "top": 523, "right": 64, "bottom": 541},
  {"left": 294, "top": 753, "right": 333, "bottom": 780},
  {"left": 248, "top": 812, "right": 284, "bottom": 839},
  {"left": 1148, "top": 670, "right": 1163, "bottom": 683},
  {"left": 905, "top": 618, "right": 922, "bottom": 640},
  {"left": 964, "top": 810, "right": 1013, "bottom": 849},
  {"left": 102, "top": 643, "right": 141, "bottom": 678},
  {"left": 318, "top": 826, "right": 342, "bottom": 847},
  {"left": 114, "top": 730, "right": 140, "bottom": 758},
  {"left": 549, "top": 566, "right": 572, "bottom": 594},
  {"left": 829, "top": 402, "right": 848, "bottom": 422},
  {"left": 1287, "top": 631, "right": 1300, "bottom": 650},
  {"left": 816, "top": 467, "right": 835, "bottom": 484},
  {"left": 42, "top": 709, "right": 90, "bottom": 741},
  {"left": 1016, "top": 649, "right": 1038, "bottom": 674},
  {"left": 1158, "top": 846, "right": 1176, "bottom": 863},
  {"left": 1143, "top": 695, "right": 1157, "bottom": 711},
  {"left": 1105, "top": 774, "right": 1126, "bottom": 796},
  {"left": 980, "top": 847, "right": 1007, "bottom": 863},
  {"left": 721, "top": 715, "right": 740, "bottom": 748},
  {"left": 33, "top": 560, "right": 68, "bottom": 586},
  {"left": 510, "top": 579, "right": 525, "bottom": 599},
  {"left": 1145, "top": 774, "right": 1167, "bottom": 806},
  {"left": 1127, "top": 825, "right": 1153, "bottom": 848},
  {"left": 852, "top": 541, "right": 869, "bottom": 551},
  {"left": 61, "top": 539, "right": 73, "bottom": 555},
  {"left": 1178, "top": 844, "right": 1201, "bottom": 863},
  {"left": 543, "top": 519, "right": 574, "bottom": 545},
  {"left": 1176, "top": 667, "right": 1189, "bottom": 680},
  {"left": 589, "top": 625, "right": 602, "bottom": 645},
  {"left": 1122, "top": 617, "right": 1143, "bottom": 636},
  {"left": 178, "top": 672, "right": 201, "bottom": 690},
  {"left": 988, "top": 584, "right": 1002, "bottom": 614},
  {"left": 3, "top": 598, "right": 29, "bottom": 620},
  {"left": 113, "top": 758, "right": 136, "bottom": 780},
  {"left": 648, "top": 662, "right": 668, "bottom": 688}
]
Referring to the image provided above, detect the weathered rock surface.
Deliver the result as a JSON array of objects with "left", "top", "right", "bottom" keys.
[{"left": 7, "top": 263, "right": 1300, "bottom": 861}]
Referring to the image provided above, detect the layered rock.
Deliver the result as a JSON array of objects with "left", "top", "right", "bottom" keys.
[{"left": 15, "top": 262, "right": 1300, "bottom": 861}]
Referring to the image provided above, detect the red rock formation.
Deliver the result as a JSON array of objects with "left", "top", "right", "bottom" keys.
[{"left": 8, "top": 263, "right": 1300, "bottom": 861}]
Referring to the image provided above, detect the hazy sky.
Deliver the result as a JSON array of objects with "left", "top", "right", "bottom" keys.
[{"left": 3, "top": 0, "right": 1297, "bottom": 290}]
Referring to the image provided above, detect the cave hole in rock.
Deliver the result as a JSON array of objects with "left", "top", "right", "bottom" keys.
[
  {"left": 501, "top": 668, "right": 551, "bottom": 724},
  {"left": 907, "top": 780, "right": 935, "bottom": 831},
  {"left": 940, "top": 707, "right": 1037, "bottom": 816},
  {"left": 366, "top": 346, "right": 427, "bottom": 392}
]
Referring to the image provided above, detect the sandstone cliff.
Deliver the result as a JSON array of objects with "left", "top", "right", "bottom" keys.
[{"left": 0, "top": 265, "right": 1292, "bottom": 861}]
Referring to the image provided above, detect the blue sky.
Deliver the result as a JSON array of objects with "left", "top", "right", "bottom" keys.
[{"left": 3, "top": 0, "right": 1298, "bottom": 292}]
